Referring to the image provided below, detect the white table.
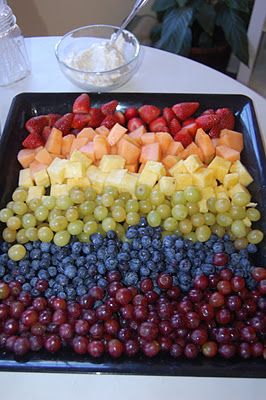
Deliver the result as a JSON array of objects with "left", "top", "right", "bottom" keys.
[{"left": 0, "top": 37, "right": 266, "bottom": 400}]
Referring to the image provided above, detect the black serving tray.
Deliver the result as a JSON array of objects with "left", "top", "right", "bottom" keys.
[{"left": 0, "top": 92, "right": 265, "bottom": 377}]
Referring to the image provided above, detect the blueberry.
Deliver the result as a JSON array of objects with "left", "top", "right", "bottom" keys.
[
  {"left": 7, "top": 259, "right": 17, "bottom": 270},
  {"left": 166, "top": 266, "right": 176, "bottom": 274},
  {"left": 130, "top": 250, "right": 138, "bottom": 259},
  {"left": 132, "top": 239, "right": 142, "bottom": 250},
  {"left": 31, "top": 260, "right": 40, "bottom": 271},
  {"left": 40, "top": 242, "right": 51, "bottom": 252},
  {"left": 106, "top": 230, "right": 117, "bottom": 240},
  {"left": 24, "top": 242, "right": 33, "bottom": 251},
  {"left": 76, "top": 285, "right": 87, "bottom": 296},
  {"left": 152, "top": 239, "right": 162, "bottom": 250},
  {"left": 3, "top": 274, "right": 12, "bottom": 283},
  {"left": 55, "top": 274, "right": 68, "bottom": 286},
  {"left": 194, "top": 242, "right": 203, "bottom": 250},
  {"left": 0, "top": 266, "right": 5, "bottom": 277},
  {"left": 19, "top": 262, "right": 30, "bottom": 275},
  {"left": 71, "top": 242, "right": 82, "bottom": 254},
  {"left": 86, "top": 254, "right": 97, "bottom": 264},
  {"left": 22, "top": 283, "right": 31, "bottom": 292},
  {"left": 247, "top": 244, "right": 257, "bottom": 253},
  {"left": 30, "top": 249, "right": 41, "bottom": 260},
  {"left": 72, "top": 277, "right": 83, "bottom": 287},
  {"left": 38, "top": 269, "right": 49, "bottom": 280},
  {"left": 192, "top": 258, "right": 202, "bottom": 268},
  {"left": 87, "top": 265, "right": 97, "bottom": 277},
  {"left": 0, "top": 253, "right": 8, "bottom": 264},
  {"left": 213, "top": 242, "right": 224, "bottom": 253},
  {"left": 175, "top": 252, "right": 184, "bottom": 262},
  {"left": 151, "top": 250, "right": 161, "bottom": 263},
  {"left": 137, "top": 227, "right": 146, "bottom": 236},
  {"left": 224, "top": 242, "right": 235, "bottom": 254},
  {"left": 39, "top": 259, "right": 50, "bottom": 270},
  {"left": 124, "top": 272, "right": 138, "bottom": 286},
  {"left": 202, "top": 263, "right": 215, "bottom": 275},
  {"left": 122, "top": 242, "right": 130, "bottom": 252},
  {"left": 179, "top": 273, "right": 192, "bottom": 285},
  {"left": 117, "top": 252, "right": 130, "bottom": 262},
  {"left": 230, "top": 253, "right": 241, "bottom": 264},
  {"left": 82, "top": 243, "right": 94, "bottom": 255},
  {"left": 239, "top": 249, "right": 249, "bottom": 258},
  {"left": 77, "top": 267, "right": 87, "bottom": 279},
  {"left": 96, "top": 263, "right": 106, "bottom": 275},
  {"left": 147, "top": 260, "right": 156, "bottom": 271},
  {"left": 107, "top": 245, "right": 118, "bottom": 255},
  {"left": 164, "top": 248, "right": 175, "bottom": 260},
  {"left": 58, "top": 292, "right": 67, "bottom": 299},
  {"left": 76, "top": 256, "right": 86, "bottom": 267},
  {"left": 15, "top": 275, "right": 26, "bottom": 284},
  {"left": 129, "top": 259, "right": 141, "bottom": 272},
  {"left": 235, "top": 269, "right": 245, "bottom": 277},
  {"left": 141, "top": 236, "right": 152, "bottom": 247},
  {"left": 105, "top": 257, "right": 118, "bottom": 271},
  {"left": 45, "top": 288, "right": 54, "bottom": 298},
  {"left": 157, "top": 262, "right": 166, "bottom": 272},
  {"left": 31, "top": 289, "right": 41, "bottom": 297},
  {"left": 223, "top": 234, "right": 230, "bottom": 241},
  {"left": 198, "top": 251, "right": 206, "bottom": 261},
  {"left": 57, "top": 248, "right": 70, "bottom": 261},
  {"left": 51, "top": 255, "right": 58, "bottom": 265},
  {"left": 150, "top": 271, "right": 159, "bottom": 281},
  {"left": 187, "top": 249, "right": 196, "bottom": 259},
  {"left": 62, "top": 256, "right": 73, "bottom": 266},
  {"left": 30, "top": 277, "right": 38, "bottom": 287},
  {"left": 90, "top": 233, "right": 104, "bottom": 248},
  {"left": 0, "top": 242, "right": 10, "bottom": 252},
  {"left": 97, "top": 278, "right": 108, "bottom": 288},
  {"left": 48, "top": 279, "right": 55, "bottom": 288},
  {"left": 140, "top": 266, "right": 150, "bottom": 277},
  {"left": 139, "top": 249, "right": 150, "bottom": 262},
  {"left": 139, "top": 217, "right": 148, "bottom": 227},
  {"left": 64, "top": 264, "right": 77, "bottom": 279},
  {"left": 50, "top": 244, "right": 59, "bottom": 254},
  {"left": 118, "top": 262, "right": 129, "bottom": 272},
  {"left": 126, "top": 226, "right": 138, "bottom": 239},
  {"left": 239, "top": 258, "right": 251, "bottom": 269},
  {"left": 96, "top": 248, "right": 106, "bottom": 261},
  {"left": 163, "top": 235, "right": 174, "bottom": 248},
  {"left": 194, "top": 267, "right": 204, "bottom": 276}
]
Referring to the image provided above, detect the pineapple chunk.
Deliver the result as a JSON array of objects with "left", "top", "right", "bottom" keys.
[
  {"left": 99, "top": 155, "right": 126, "bottom": 172},
  {"left": 50, "top": 184, "right": 68, "bottom": 197},
  {"left": 223, "top": 173, "right": 239, "bottom": 189},
  {"left": 175, "top": 174, "right": 193, "bottom": 190},
  {"left": 27, "top": 186, "right": 45, "bottom": 202},
  {"left": 66, "top": 177, "right": 91, "bottom": 189},
  {"left": 201, "top": 186, "right": 216, "bottom": 199},
  {"left": 230, "top": 160, "right": 253, "bottom": 186},
  {"left": 228, "top": 183, "right": 250, "bottom": 199},
  {"left": 70, "top": 150, "right": 92, "bottom": 171},
  {"left": 47, "top": 158, "right": 68, "bottom": 184},
  {"left": 169, "top": 160, "right": 188, "bottom": 177},
  {"left": 121, "top": 173, "right": 138, "bottom": 196},
  {"left": 18, "top": 168, "right": 34, "bottom": 187},
  {"left": 34, "top": 169, "right": 50, "bottom": 187},
  {"left": 64, "top": 161, "right": 83, "bottom": 179},
  {"left": 158, "top": 176, "right": 176, "bottom": 196},
  {"left": 142, "top": 161, "right": 166, "bottom": 180},
  {"left": 87, "top": 166, "right": 107, "bottom": 194},
  {"left": 138, "top": 169, "right": 158, "bottom": 188},
  {"left": 215, "top": 186, "right": 229, "bottom": 199},
  {"left": 183, "top": 154, "right": 203, "bottom": 174},
  {"left": 105, "top": 169, "right": 127, "bottom": 190},
  {"left": 192, "top": 168, "right": 214, "bottom": 188},
  {"left": 208, "top": 156, "right": 231, "bottom": 182}
]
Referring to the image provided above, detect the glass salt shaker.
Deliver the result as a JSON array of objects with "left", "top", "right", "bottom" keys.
[{"left": 0, "top": 0, "right": 30, "bottom": 86}]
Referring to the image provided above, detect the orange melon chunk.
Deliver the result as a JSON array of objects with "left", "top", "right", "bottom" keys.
[
  {"left": 138, "top": 163, "right": 146, "bottom": 173},
  {"left": 93, "top": 135, "right": 110, "bottom": 160},
  {"left": 166, "top": 141, "right": 184, "bottom": 156},
  {"left": 126, "top": 164, "right": 138, "bottom": 173},
  {"left": 95, "top": 126, "right": 110, "bottom": 137},
  {"left": 29, "top": 161, "right": 47, "bottom": 179},
  {"left": 35, "top": 147, "right": 53, "bottom": 165},
  {"left": 216, "top": 145, "right": 240, "bottom": 162},
  {"left": 80, "top": 142, "right": 96, "bottom": 162},
  {"left": 45, "top": 127, "right": 63, "bottom": 155},
  {"left": 218, "top": 129, "right": 243, "bottom": 152},
  {"left": 155, "top": 132, "right": 174, "bottom": 155},
  {"left": 70, "top": 137, "right": 89, "bottom": 154},
  {"left": 17, "top": 149, "right": 36, "bottom": 168},
  {"left": 140, "top": 142, "right": 161, "bottom": 163},
  {"left": 61, "top": 134, "right": 75, "bottom": 157},
  {"left": 211, "top": 138, "right": 219, "bottom": 148},
  {"left": 128, "top": 126, "right": 146, "bottom": 145},
  {"left": 117, "top": 137, "right": 141, "bottom": 165},
  {"left": 77, "top": 127, "right": 96, "bottom": 141},
  {"left": 107, "top": 123, "right": 127, "bottom": 146},
  {"left": 110, "top": 145, "right": 118, "bottom": 155},
  {"left": 141, "top": 132, "right": 156, "bottom": 145},
  {"left": 179, "top": 142, "right": 204, "bottom": 161},
  {"left": 162, "top": 155, "right": 179, "bottom": 171},
  {"left": 195, "top": 128, "right": 215, "bottom": 164}
]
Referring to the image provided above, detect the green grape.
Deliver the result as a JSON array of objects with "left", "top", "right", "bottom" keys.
[
  {"left": 234, "top": 238, "right": 248, "bottom": 250},
  {"left": 184, "top": 232, "right": 197, "bottom": 242},
  {"left": 172, "top": 191, "right": 186, "bottom": 205},
  {"left": 156, "top": 204, "right": 171, "bottom": 219},
  {"left": 12, "top": 188, "right": 27, "bottom": 202},
  {"left": 139, "top": 200, "right": 152, "bottom": 214},
  {"left": 172, "top": 204, "right": 188, "bottom": 221},
  {"left": 49, "top": 216, "right": 68, "bottom": 232},
  {"left": 232, "top": 192, "right": 251, "bottom": 206},
  {"left": 34, "top": 206, "right": 49, "bottom": 222},
  {"left": 196, "top": 225, "right": 211, "bottom": 242},
  {"left": 84, "top": 187, "right": 97, "bottom": 201},
  {"left": 246, "top": 208, "right": 261, "bottom": 222},
  {"left": 42, "top": 196, "right": 56, "bottom": 210},
  {"left": 83, "top": 220, "right": 98, "bottom": 235},
  {"left": 147, "top": 210, "right": 161, "bottom": 227},
  {"left": 7, "top": 216, "right": 21, "bottom": 230},
  {"left": 113, "top": 198, "right": 126, "bottom": 208},
  {"left": 53, "top": 230, "right": 71, "bottom": 246},
  {"left": 68, "top": 220, "right": 84, "bottom": 235},
  {"left": 126, "top": 212, "right": 140, "bottom": 226},
  {"left": 126, "top": 199, "right": 139, "bottom": 213},
  {"left": 7, "top": 201, "right": 15, "bottom": 210},
  {"left": 48, "top": 209, "right": 63, "bottom": 221},
  {"left": 102, "top": 193, "right": 115, "bottom": 208},
  {"left": 120, "top": 192, "right": 131, "bottom": 202},
  {"left": 28, "top": 198, "right": 41, "bottom": 211},
  {"left": 95, "top": 195, "right": 103, "bottom": 206},
  {"left": 230, "top": 205, "right": 246, "bottom": 220},
  {"left": 216, "top": 213, "right": 233, "bottom": 227},
  {"left": 104, "top": 186, "right": 119, "bottom": 199},
  {"left": 112, "top": 206, "right": 126, "bottom": 222},
  {"left": 135, "top": 184, "right": 151, "bottom": 200},
  {"left": 204, "top": 212, "right": 216, "bottom": 226},
  {"left": 22, "top": 213, "right": 36, "bottom": 228},
  {"left": 184, "top": 186, "right": 202, "bottom": 203},
  {"left": 191, "top": 213, "right": 205, "bottom": 227},
  {"left": 179, "top": 219, "right": 193, "bottom": 234},
  {"left": 211, "top": 224, "right": 225, "bottom": 238},
  {"left": 161, "top": 230, "right": 173, "bottom": 239},
  {"left": 115, "top": 223, "right": 125, "bottom": 239},
  {"left": 25, "top": 227, "right": 38, "bottom": 241},
  {"left": 2, "top": 228, "right": 16, "bottom": 243},
  {"left": 150, "top": 190, "right": 165, "bottom": 206},
  {"left": 56, "top": 195, "right": 73, "bottom": 210},
  {"left": 163, "top": 217, "right": 178, "bottom": 232},
  {"left": 16, "top": 229, "right": 28, "bottom": 244},
  {"left": 83, "top": 214, "right": 96, "bottom": 224},
  {"left": 38, "top": 226, "right": 54, "bottom": 242},
  {"left": 187, "top": 202, "right": 200, "bottom": 216},
  {"left": 102, "top": 217, "right": 116, "bottom": 232},
  {"left": 65, "top": 207, "right": 79, "bottom": 222},
  {"left": 0, "top": 208, "right": 13, "bottom": 222},
  {"left": 207, "top": 197, "right": 217, "bottom": 213},
  {"left": 215, "top": 198, "right": 231, "bottom": 213},
  {"left": 8, "top": 244, "right": 26, "bottom": 261},
  {"left": 247, "top": 229, "right": 264, "bottom": 244},
  {"left": 79, "top": 201, "right": 96, "bottom": 217},
  {"left": 230, "top": 220, "right": 247, "bottom": 238},
  {"left": 70, "top": 188, "right": 85, "bottom": 204},
  {"left": 78, "top": 232, "right": 91, "bottom": 242},
  {"left": 94, "top": 205, "right": 108, "bottom": 221},
  {"left": 164, "top": 199, "right": 171, "bottom": 208},
  {"left": 13, "top": 201, "right": 28, "bottom": 216},
  {"left": 97, "top": 224, "right": 105, "bottom": 236}
]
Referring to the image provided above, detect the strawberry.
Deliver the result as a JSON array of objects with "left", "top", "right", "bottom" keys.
[
  {"left": 101, "top": 100, "right": 118, "bottom": 116},
  {"left": 209, "top": 126, "right": 221, "bottom": 138},
  {"left": 72, "top": 93, "right": 91, "bottom": 113},
  {"left": 47, "top": 114, "right": 61, "bottom": 126},
  {"left": 101, "top": 115, "right": 119, "bottom": 130},
  {"left": 87, "top": 108, "right": 105, "bottom": 128},
  {"left": 127, "top": 117, "right": 145, "bottom": 132},
  {"left": 149, "top": 117, "right": 169, "bottom": 132},
  {"left": 71, "top": 129, "right": 81, "bottom": 136},
  {"left": 72, "top": 113, "right": 91, "bottom": 130},
  {"left": 182, "top": 118, "right": 195, "bottom": 127},
  {"left": 42, "top": 126, "right": 52, "bottom": 142},
  {"left": 138, "top": 105, "right": 161, "bottom": 124},
  {"left": 25, "top": 116, "right": 49, "bottom": 135},
  {"left": 169, "top": 118, "right": 182, "bottom": 137},
  {"left": 114, "top": 111, "right": 126, "bottom": 126},
  {"left": 201, "top": 109, "right": 215, "bottom": 115},
  {"left": 54, "top": 113, "right": 74, "bottom": 135},
  {"left": 124, "top": 107, "right": 138, "bottom": 120},
  {"left": 163, "top": 107, "right": 175, "bottom": 123},
  {"left": 174, "top": 128, "right": 193, "bottom": 148},
  {"left": 183, "top": 122, "right": 198, "bottom": 138},
  {"left": 172, "top": 102, "right": 200, "bottom": 121},
  {"left": 215, "top": 108, "right": 235, "bottom": 130},
  {"left": 22, "top": 133, "right": 44, "bottom": 149},
  {"left": 195, "top": 114, "right": 220, "bottom": 131}
]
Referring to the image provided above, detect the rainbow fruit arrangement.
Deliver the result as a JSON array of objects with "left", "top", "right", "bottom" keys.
[{"left": 0, "top": 93, "right": 265, "bottom": 361}]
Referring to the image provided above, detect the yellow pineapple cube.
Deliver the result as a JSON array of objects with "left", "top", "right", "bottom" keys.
[
  {"left": 64, "top": 161, "right": 83, "bottom": 179},
  {"left": 142, "top": 161, "right": 166, "bottom": 180},
  {"left": 87, "top": 166, "right": 107, "bottom": 194},
  {"left": 70, "top": 150, "right": 92, "bottom": 171},
  {"left": 99, "top": 155, "right": 126, "bottom": 172},
  {"left": 230, "top": 160, "right": 253, "bottom": 186},
  {"left": 18, "top": 168, "right": 34, "bottom": 187},
  {"left": 169, "top": 160, "right": 188, "bottom": 177},
  {"left": 201, "top": 186, "right": 216, "bottom": 199},
  {"left": 223, "top": 173, "right": 239, "bottom": 189},
  {"left": 34, "top": 169, "right": 50, "bottom": 187},
  {"left": 215, "top": 186, "right": 229, "bottom": 199},
  {"left": 27, "top": 186, "right": 45, "bottom": 202},
  {"left": 183, "top": 154, "right": 203, "bottom": 174},
  {"left": 138, "top": 169, "right": 158, "bottom": 188},
  {"left": 66, "top": 177, "right": 91, "bottom": 189},
  {"left": 47, "top": 158, "right": 68, "bottom": 184},
  {"left": 105, "top": 169, "right": 127, "bottom": 190},
  {"left": 158, "top": 176, "right": 176, "bottom": 196},
  {"left": 121, "top": 173, "right": 138, "bottom": 196},
  {"left": 208, "top": 156, "right": 231, "bottom": 182},
  {"left": 175, "top": 174, "right": 193, "bottom": 190},
  {"left": 192, "top": 168, "right": 214, "bottom": 188},
  {"left": 228, "top": 183, "right": 250, "bottom": 199},
  {"left": 50, "top": 184, "right": 68, "bottom": 197}
]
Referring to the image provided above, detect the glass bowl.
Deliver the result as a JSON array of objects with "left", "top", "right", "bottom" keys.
[{"left": 55, "top": 24, "right": 141, "bottom": 92}]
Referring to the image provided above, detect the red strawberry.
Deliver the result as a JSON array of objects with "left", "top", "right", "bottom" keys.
[
  {"left": 138, "top": 105, "right": 161, "bottom": 124},
  {"left": 54, "top": 113, "right": 74, "bottom": 135},
  {"left": 202, "top": 109, "right": 215, "bottom": 115},
  {"left": 163, "top": 107, "right": 175, "bottom": 123},
  {"left": 124, "top": 107, "right": 139, "bottom": 120},
  {"left": 127, "top": 117, "right": 145, "bottom": 132},
  {"left": 209, "top": 126, "right": 221, "bottom": 138},
  {"left": 149, "top": 117, "right": 169, "bottom": 132},
  {"left": 169, "top": 118, "right": 182, "bottom": 137},
  {"left": 101, "top": 115, "right": 119, "bottom": 130},
  {"left": 182, "top": 118, "right": 195, "bottom": 127},
  {"left": 42, "top": 126, "right": 52, "bottom": 142},
  {"left": 87, "top": 108, "right": 105, "bottom": 128},
  {"left": 173, "top": 129, "right": 193, "bottom": 148},
  {"left": 114, "top": 111, "right": 126, "bottom": 126},
  {"left": 47, "top": 114, "right": 61, "bottom": 126},
  {"left": 101, "top": 100, "right": 118, "bottom": 116},
  {"left": 215, "top": 108, "right": 235, "bottom": 130},
  {"left": 195, "top": 114, "right": 220, "bottom": 131},
  {"left": 73, "top": 93, "right": 90, "bottom": 113},
  {"left": 72, "top": 113, "right": 91, "bottom": 130},
  {"left": 172, "top": 102, "right": 200, "bottom": 121},
  {"left": 71, "top": 129, "right": 81, "bottom": 136},
  {"left": 183, "top": 122, "right": 198, "bottom": 138},
  {"left": 25, "top": 116, "right": 49, "bottom": 135},
  {"left": 22, "top": 133, "right": 44, "bottom": 149}
]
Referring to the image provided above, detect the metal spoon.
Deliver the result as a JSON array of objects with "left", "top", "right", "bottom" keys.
[{"left": 109, "top": 0, "right": 150, "bottom": 46}]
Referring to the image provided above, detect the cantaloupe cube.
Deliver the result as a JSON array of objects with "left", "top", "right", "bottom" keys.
[
  {"left": 142, "top": 161, "right": 166, "bottom": 180},
  {"left": 64, "top": 161, "right": 83, "bottom": 179},
  {"left": 27, "top": 186, "right": 45, "bottom": 202},
  {"left": 66, "top": 177, "right": 91, "bottom": 189},
  {"left": 140, "top": 142, "right": 161, "bottom": 163},
  {"left": 87, "top": 166, "right": 107, "bottom": 193},
  {"left": 184, "top": 154, "right": 203, "bottom": 174},
  {"left": 141, "top": 132, "right": 156, "bottom": 145},
  {"left": 47, "top": 158, "right": 68, "bottom": 184},
  {"left": 93, "top": 135, "right": 110, "bottom": 160},
  {"left": 219, "top": 129, "right": 243, "bottom": 152},
  {"left": 79, "top": 142, "right": 95, "bottom": 162},
  {"left": 61, "top": 134, "right": 75, "bottom": 157},
  {"left": 195, "top": 128, "right": 215, "bottom": 164},
  {"left": 216, "top": 145, "right": 240, "bottom": 162},
  {"left": 33, "top": 169, "right": 50, "bottom": 187},
  {"left": 207, "top": 156, "right": 231, "bottom": 183},
  {"left": 99, "top": 155, "right": 126, "bottom": 172},
  {"left": 105, "top": 169, "right": 127, "bottom": 190},
  {"left": 17, "top": 149, "right": 36, "bottom": 168},
  {"left": 128, "top": 126, "right": 146, "bottom": 145},
  {"left": 70, "top": 137, "right": 89, "bottom": 154},
  {"left": 121, "top": 173, "right": 138, "bottom": 196},
  {"left": 158, "top": 176, "right": 176, "bottom": 196},
  {"left": 166, "top": 141, "right": 184, "bottom": 156},
  {"left": 138, "top": 169, "right": 158, "bottom": 188},
  {"left": 35, "top": 147, "right": 53, "bottom": 165},
  {"left": 18, "top": 168, "right": 34, "bottom": 187},
  {"left": 77, "top": 127, "right": 96, "bottom": 141},
  {"left": 50, "top": 184, "right": 68, "bottom": 197},
  {"left": 95, "top": 126, "right": 110, "bottom": 137},
  {"left": 175, "top": 174, "right": 193, "bottom": 190},
  {"left": 45, "top": 127, "right": 62, "bottom": 155},
  {"left": 179, "top": 142, "right": 204, "bottom": 162},
  {"left": 192, "top": 168, "right": 214, "bottom": 187},
  {"left": 230, "top": 160, "right": 253, "bottom": 186},
  {"left": 117, "top": 137, "right": 141, "bottom": 165},
  {"left": 29, "top": 161, "right": 48, "bottom": 179},
  {"left": 155, "top": 132, "right": 174, "bottom": 155},
  {"left": 162, "top": 155, "right": 179, "bottom": 171},
  {"left": 125, "top": 164, "right": 138, "bottom": 173},
  {"left": 110, "top": 145, "right": 118, "bottom": 155},
  {"left": 107, "top": 123, "right": 127, "bottom": 146},
  {"left": 169, "top": 160, "right": 188, "bottom": 177}
]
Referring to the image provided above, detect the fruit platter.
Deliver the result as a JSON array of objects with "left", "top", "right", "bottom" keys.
[{"left": 0, "top": 92, "right": 265, "bottom": 377}]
